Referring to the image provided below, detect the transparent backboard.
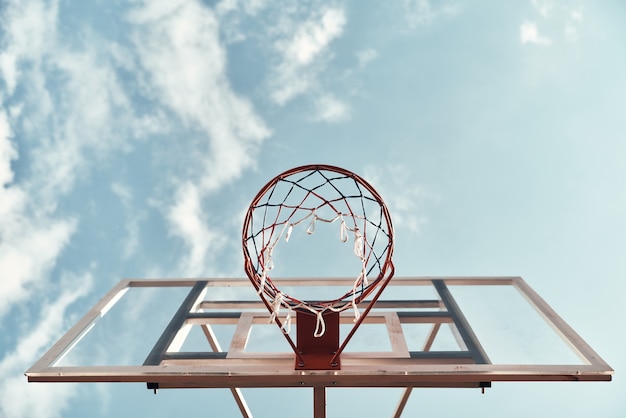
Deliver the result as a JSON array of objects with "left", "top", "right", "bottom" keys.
[{"left": 26, "top": 277, "right": 612, "bottom": 416}]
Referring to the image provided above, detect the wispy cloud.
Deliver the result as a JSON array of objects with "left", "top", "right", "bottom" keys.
[
  {"left": 166, "top": 182, "right": 226, "bottom": 276},
  {"left": 0, "top": 204, "right": 76, "bottom": 320},
  {"left": 216, "top": 2, "right": 359, "bottom": 125},
  {"left": 313, "top": 93, "right": 350, "bottom": 123},
  {"left": 564, "top": 7, "right": 583, "bottom": 42},
  {"left": 111, "top": 183, "right": 144, "bottom": 260},
  {"left": 129, "top": 0, "right": 269, "bottom": 189},
  {"left": 520, "top": 21, "right": 552, "bottom": 45},
  {"left": 0, "top": 274, "right": 93, "bottom": 418},
  {"left": 128, "top": 0, "right": 269, "bottom": 275},
  {"left": 269, "top": 6, "right": 346, "bottom": 105},
  {"left": 0, "top": 0, "right": 194, "bottom": 416},
  {"left": 215, "top": 0, "right": 267, "bottom": 43},
  {"left": 356, "top": 48, "right": 379, "bottom": 68},
  {"left": 364, "top": 165, "right": 433, "bottom": 236},
  {"left": 0, "top": 2, "right": 80, "bottom": 323},
  {"left": 0, "top": 109, "right": 17, "bottom": 187},
  {"left": 0, "top": 0, "right": 58, "bottom": 96},
  {"left": 522, "top": 1, "right": 584, "bottom": 45},
  {"left": 1, "top": 0, "right": 271, "bottom": 315},
  {"left": 531, "top": 0, "right": 553, "bottom": 18},
  {"left": 402, "top": 0, "right": 458, "bottom": 29},
  {"left": 0, "top": 0, "right": 155, "bottom": 326},
  {"left": 0, "top": 272, "right": 92, "bottom": 418}
]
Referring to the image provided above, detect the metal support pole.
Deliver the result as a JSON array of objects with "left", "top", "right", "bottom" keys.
[
  {"left": 313, "top": 387, "right": 326, "bottom": 418},
  {"left": 394, "top": 387, "right": 412, "bottom": 418}
]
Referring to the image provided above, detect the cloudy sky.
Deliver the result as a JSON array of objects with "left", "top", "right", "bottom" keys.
[{"left": 1, "top": 0, "right": 624, "bottom": 417}]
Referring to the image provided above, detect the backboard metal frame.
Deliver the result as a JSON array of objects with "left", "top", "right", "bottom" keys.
[{"left": 26, "top": 277, "right": 613, "bottom": 417}]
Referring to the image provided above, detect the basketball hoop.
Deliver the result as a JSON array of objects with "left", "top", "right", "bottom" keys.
[{"left": 242, "top": 164, "right": 394, "bottom": 368}]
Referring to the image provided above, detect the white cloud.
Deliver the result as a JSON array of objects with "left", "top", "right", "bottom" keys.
[
  {"left": 0, "top": 1, "right": 169, "bottom": 414},
  {"left": 356, "top": 48, "right": 379, "bottom": 68},
  {"left": 216, "top": 0, "right": 238, "bottom": 15},
  {"left": 402, "top": 0, "right": 458, "bottom": 29},
  {"left": 524, "top": 1, "right": 583, "bottom": 45},
  {"left": 0, "top": 4, "right": 272, "bottom": 414},
  {"left": 531, "top": 0, "right": 553, "bottom": 18},
  {"left": 0, "top": 1, "right": 80, "bottom": 323},
  {"left": 564, "top": 7, "right": 583, "bottom": 42},
  {"left": 564, "top": 23, "right": 578, "bottom": 42},
  {"left": 216, "top": 0, "right": 266, "bottom": 16},
  {"left": 520, "top": 21, "right": 552, "bottom": 45},
  {"left": 569, "top": 9, "right": 583, "bottom": 22},
  {"left": 215, "top": 3, "right": 356, "bottom": 124},
  {"left": 128, "top": 0, "right": 269, "bottom": 275},
  {"left": 167, "top": 183, "right": 225, "bottom": 276},
  {"left": 0, "top": 273, "right": 92, "bottom": 418},
  {"left": 0, "top": 0, "right": 58, "bottom": 95},
  {"left": 214, "top": 0, "right": 268, "bottom": 43},
  {"left": 270, "top": 7, "right": 346, "bottom": 105},
  {"left": 0, "top": 109, "right": 17, "bottom": 187},
  {"left": 111, "top": 182, "right": 132, "bottom": 203},
  {"left": 0, "top": 192, "right": 74, "bottom": 321},
  {"left": 286, "top": 8, "right": 345, "bottom": 66},
  {"left": 129, "top": 0, "right": 269, "bottom": 192},
  {"left": 0, "top": 52, "right": 18, "bottom": 97},
  {"left": 111, "top": 183, "right": 144, "bottom": 260},
  {"left": 0, "top": 215, "right": 76, "bottom": 319},
  {"left": 313, "top": 93, "right": 350, "bottom": 123},
  {"left": 0, "top": 10, "right": 143, "bottom": 335},
  {"left": 364, "top": 165, "right": 432, "bottom": 236},
  {"left": 1, "top": 0, "right": 144, "bottom": 205}
]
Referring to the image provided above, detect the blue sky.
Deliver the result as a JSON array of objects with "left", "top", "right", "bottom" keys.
[{"left": 1, "top": 0, "right": 624, "bottom": 417}]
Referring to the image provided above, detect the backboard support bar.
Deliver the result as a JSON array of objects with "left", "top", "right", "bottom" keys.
[{"left": 432, "top": 280, "right": 490, "bottom": 364}]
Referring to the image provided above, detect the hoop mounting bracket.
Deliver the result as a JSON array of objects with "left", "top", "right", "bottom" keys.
[{"left": 296, "top": 311, "right": 341, "bottom": 370}]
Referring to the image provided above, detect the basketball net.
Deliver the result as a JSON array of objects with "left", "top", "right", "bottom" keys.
[{"left": 242, "top": 165, "right": 394, "bottom": 338}]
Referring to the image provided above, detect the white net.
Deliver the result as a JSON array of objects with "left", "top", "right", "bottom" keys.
[{"left": 242, "top": 165, "right": 394, "bottom": 336}]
